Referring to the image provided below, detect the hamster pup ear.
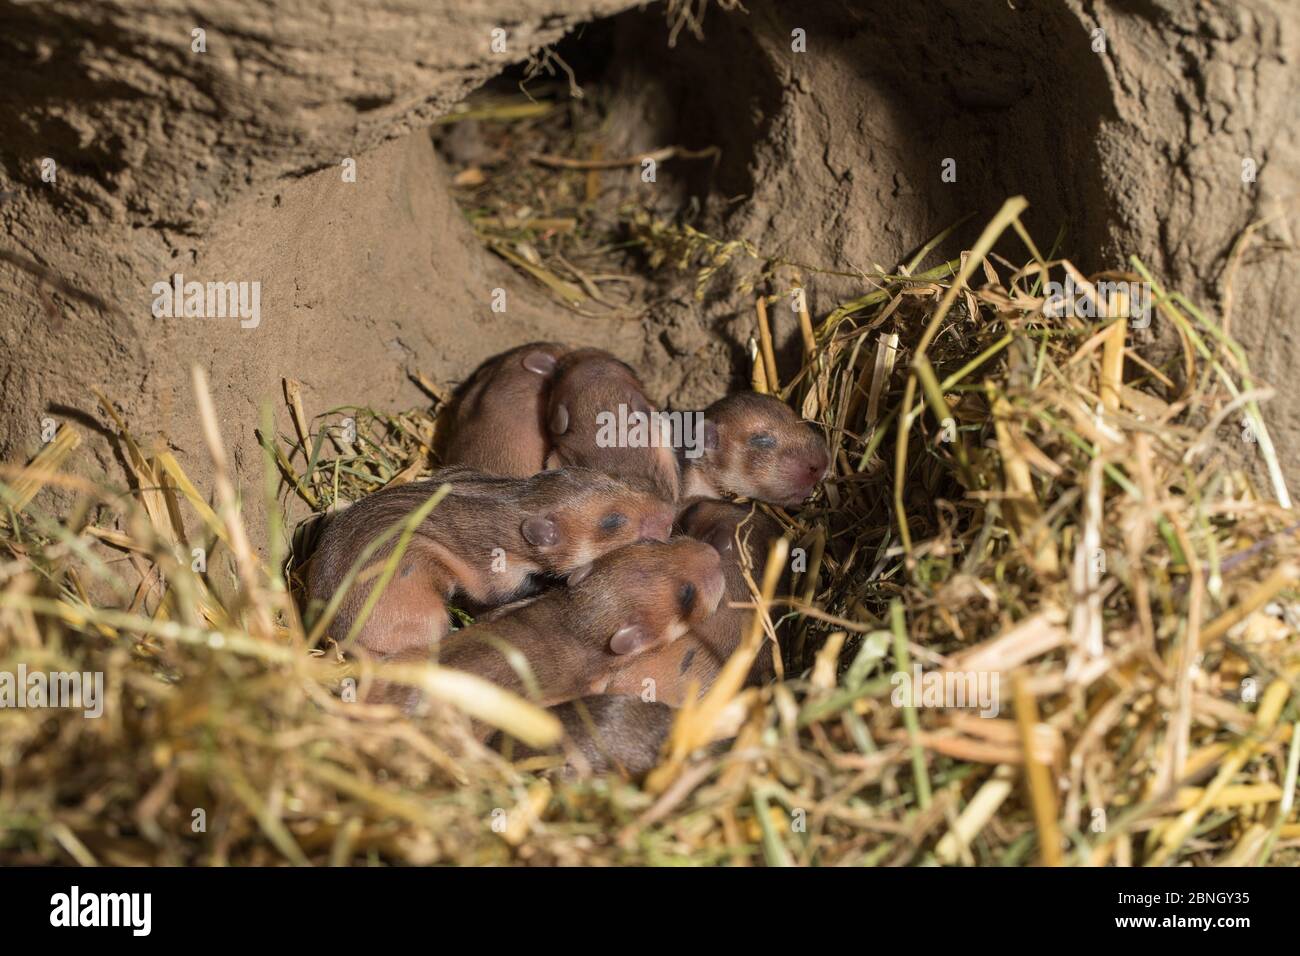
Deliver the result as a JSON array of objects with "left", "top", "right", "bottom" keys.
[
  {"left": 521, "top": 515, "right": 560, "bottom": 548},
  {"left": 522, "top": 350, "right": 558, "bottom": 376},
  {"left": 549, "top": 403, "right": 570, "bottom": 435},
  {"left": 609, "top": 622, "right": 653, "bottom": 655}
]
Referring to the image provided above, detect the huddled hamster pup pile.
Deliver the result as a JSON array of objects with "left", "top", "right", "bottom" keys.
[{"left": 306, "top": 343, "right": 831, "bottom": 773}]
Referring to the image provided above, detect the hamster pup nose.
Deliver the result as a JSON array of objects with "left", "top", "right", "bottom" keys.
[
  {"left": 808, "top": 450, "right": 831, "bottom": 479},
  {"left": 639, "top": 506, "right": 674, "bottom": 542}
]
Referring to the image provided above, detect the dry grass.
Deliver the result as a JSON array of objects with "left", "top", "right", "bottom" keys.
[{"left": 2, "top": 92, "right": 1298, "bottom": 866}]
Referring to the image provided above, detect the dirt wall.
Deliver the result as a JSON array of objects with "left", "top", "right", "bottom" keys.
[{"left": 600, "top": 1, "right": 1298, "bottom": 427}]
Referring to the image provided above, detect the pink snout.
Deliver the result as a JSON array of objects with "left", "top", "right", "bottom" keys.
[{"left": 639, "top": 506, "right": 675, "bottom": 543}]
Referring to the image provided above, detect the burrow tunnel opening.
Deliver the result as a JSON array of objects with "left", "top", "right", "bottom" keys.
[{"left": 426, "top": 0, "right": 1117, "bottom": 407}]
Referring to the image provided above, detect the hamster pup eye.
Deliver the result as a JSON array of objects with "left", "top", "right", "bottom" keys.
[
  {"left": 749, "top": 432, "right": 778, "bottom": 449},
  {"left": 677, "top": 581, "right": 697, "bottom": 613},
  {"left": 599, "top": 512, "right": 628, "bottom": 532}
]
